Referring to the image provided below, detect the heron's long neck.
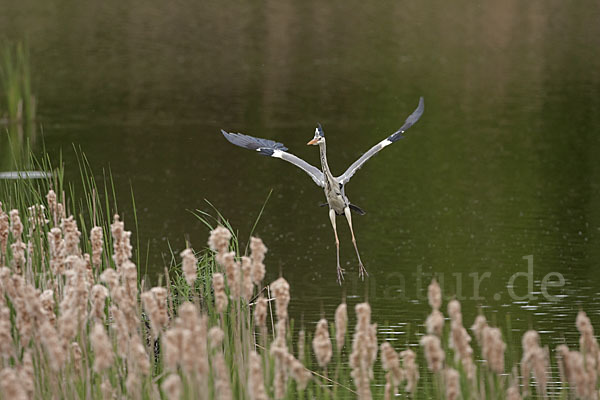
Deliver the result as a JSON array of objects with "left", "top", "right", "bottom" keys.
[{"left": 318, "top": 140, "right": 335, "bottom": 181}]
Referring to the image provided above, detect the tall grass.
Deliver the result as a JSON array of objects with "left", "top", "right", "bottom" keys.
[{"left": 0, "top": 152, "right": 598, "bottom": 399}]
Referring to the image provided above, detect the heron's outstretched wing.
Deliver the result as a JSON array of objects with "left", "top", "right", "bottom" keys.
[
  {"left": 221, "top": 130, "right": 325, "bottom": 187},
  {"left": 337, "top": 97, "right": 424, "bottom": 186}
]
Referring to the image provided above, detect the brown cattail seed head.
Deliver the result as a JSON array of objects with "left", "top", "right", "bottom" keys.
[
  {"left": 470, "top": 314, "right": 488, "bottom": 343},
  {"left": 161, "top": 374, "right": 182, "bottom": 400},
  {"left": 241, "top": 256, "right": 254, "bottom": 300},
  {"left": 0, "top": 368, "right": 27, "bottom": 400},
  {"left": 90, "top": 284, "right": 109, "bottom": 321},
  {"left": 180, "top": 248, "right": 197, "bottom": 287},
  {"left": 425, "top": 309, "right": 444, "bottom": 337},
  {"left": 248, "top": 351, "right": 268, "bottom": 400},
  {"left": 445, "top": 368, "right": 460, "bottom": 400},
  {"left": 212, "top": 273, "right": 228, "bottom": 313},
  {"left": 249, "top": 237, "right": 267, "bottom": 284},
  {"left": 0, "top": 206, "right": 8, "bottom": 259},
  {"left": 222, "top": 252, "right": 240, "bottom": 298},
  {"left": 9, "top": 210, "right": 23, "bottom": 239},
  {"left": 421, "top": 334, "right": 445, "bottom": 373},
  {"left": 271, "top": 277, "right": 290, "bottom": 322},
  {"left": 350, "top": 303, "right": 377, "bottom": 400},
  {"left": 380, "top": 342, "right": 403, "bottom": 400},
  {"left": 208, "top": 225, "right": 231, "bottom": 254},
  {"left": 400, "top": 349, "right": 419, "bottom": 394},
  {"left": 254, "top": 295, "right": 267, "bottom": 327},
  {"left": 90, "top": 226, "right": 103, "bottom": 267},
  {"left": 428, "top": 278, "right": 442, "bottom": 310},
  {"left": 91, "top": 322, "right": 114, "bottom": 372},
  {"left": 312, "top": 319, "right": 333, "bottom": 368},
  {"left": 335, "top": 303, "right": 348, "bottom": 352}
]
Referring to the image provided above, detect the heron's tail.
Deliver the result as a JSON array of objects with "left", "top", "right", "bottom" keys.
[{"left": 349, "top": 204, "right": 366, "bottom": 215}]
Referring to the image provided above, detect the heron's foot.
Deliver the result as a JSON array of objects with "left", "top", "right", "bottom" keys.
[
  {"left": 358, "top": 263, "right": 368, "bottom": 280},
  {"left": 336, "top": 265, "right": 345, "bottom": 285}
]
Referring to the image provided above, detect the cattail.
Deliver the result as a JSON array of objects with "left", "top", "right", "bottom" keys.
[
  {"left": 39, "top": 289, "right": 56, "bottom": 325},
  {"left": 470, "top": 314, "right": 488, "bottom": 343},
  {"left": 447, "top": 299, "right": 475, "bottom": 379},
  {"left": 428, "top": 278, "right": 442, "bottom": 310},
  {"left": 520, "top": 330, "right": 548, "bottom": 397},
  {"left": 400, "top": 349, "right": 419, "bottom": 394},
  {"left": 312, "top": 319, "right": 333, "bottom": 368},
  {"left": 208, "top": 225, "right": 232, "bottom": 255},
  {"left": 161, "top": 374, "right": 182, "bottom": 400},
  {"left": 350, "top": 303, "right": 377, "bottom": 400},
  {"left": 48, "top": 227, "right": 65, "bottom": 275},
  {"left": 421, "top": 335, "right": 445, "bottom": 372},
  {"left": 380, "top": 342, "right": 403, "bottom": 400},
  {"left": 576, "top": 311, "right": 600, "bottom": 360},
  {"left": 482, "top": 326, "right": 506, "bottom": 373},
  {"left": 254, "top": 295, "right": 267, "bottom": 327},
  {"left": 9, "top": 210, "right": 23, "bottom": 239},
  {"left": 90, "top": 226, "right": 103, "bottom": 267},
  {"left": 212, "top": 273, "right": 228, "bottom": 313},
  {"left": 270, "top": 319, "right": 289, "bottom": 399},
  {"left": 0, "top": 206, "right": 8, "bottom": 262},
  {"left": 46, "top": 190, "right": 58, "bottom": 225},
  {"left": 10, "top": 240, "right": 26, "bottom": 273},
  {"left": 100, "top": 267, "right": 119, "bottom": 291},
  {"left": 40, "top": 320, "right": 66, "bottom": 371},
  {"left": 71, "top": 342, "right": 83, "bottom": 374},
  {"left": 557, "top": 344, "right": 590, "bottom": 398},
  {"left": 180, "top": 248, "right": 197, "bottom": 287},
  {"left": 91, "top": 322, "right": 114, "bottom": 372},
  {"left": 141, "top": 287, "right": 168, "bottom": 337},
  {"left": 221, "top": 252, "right": 240, "bottom": 298},
  {"left": 209, "top": 326, "right": 233, "bottom": 400},
  {"left": 0, "top": 300, "right": 13, "bottom": 359},
  {"left": 241, "top": 256, "right": 254, "bottom": 301},
  {"left": 100, "top": 378, "right": 114, "bottom": 400},
  {"left": 58, "top": 255, "right": 89, "bottom": 341},
  {"left": 163, "top": 327, "right": 183, "bottom": 370},
  {"left": 286, "top": 353, "right": 312, "bottom": 390},
  {"left": 130, "top": 334, "right": 151, "bottom": 375},
  {"left": 90, "top": 284, "right": 109, "bottom": 322},
  {"left": 248, "top": 351, "right": 268, "bottom": 400},
  {"left": 0, "top": 368, "right": 27, "bottom": 400},
  {"left": 111, "top": 214, "right": 132, "bottom": 268},
  {"left": 425, "top": 309, "right": 444, "bottom": 337},
  {"left": 250, "top": 237, "right": 267, "bottom": 284},
  {"left": 445, "top": 368, "right": 460, "bottom": 400},
  {"left": 18, "top": 349, "right": 34, "bottom": 398},
  {"left": 335, "top": 303, "right": 347, "bottom": 352},
  {"left": 507, "top": 386, "right": 522, "bottom": 400},
  {"left": 61, "top": 216, "right": 81, "bottom": 256},
  {"left": 271, "top": 277, "right": 290, "bottom": 322}
]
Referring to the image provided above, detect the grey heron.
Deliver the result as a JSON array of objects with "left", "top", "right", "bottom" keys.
[{"left": 221, "top": 97, "right": 424, "bottom": 284}]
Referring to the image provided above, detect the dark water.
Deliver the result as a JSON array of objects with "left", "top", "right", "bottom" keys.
[{"left": 2, "top": 0, "right": 600, "bottom": 357}]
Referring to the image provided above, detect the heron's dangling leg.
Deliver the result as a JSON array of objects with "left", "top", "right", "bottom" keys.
[
  {"left": 329, "top": 208, "right": 344, "bottom": 285},
  {"left": 344, "top": 206, "right": 368, "bottom": 280}
]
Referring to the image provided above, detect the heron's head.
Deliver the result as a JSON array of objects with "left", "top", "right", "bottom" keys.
[{"left": 307, "top": 123, "right": 325, "bottom": 145}]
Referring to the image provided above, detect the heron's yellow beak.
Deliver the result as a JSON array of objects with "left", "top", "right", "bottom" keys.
[{"left": 307, "top": 138, "right": 318, "bottom": 145}]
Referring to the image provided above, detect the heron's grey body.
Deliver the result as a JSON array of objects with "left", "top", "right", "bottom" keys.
[
  {"left": 318, "top": 140, "right": 347, "bottom": 215},
  {"left": 221, "top": 97, "right": 424, "bottom": 284}
]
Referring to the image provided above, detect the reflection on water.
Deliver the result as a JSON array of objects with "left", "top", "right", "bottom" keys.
[{"left": 1, "top": 0, "right": 600, "bottom": 367}]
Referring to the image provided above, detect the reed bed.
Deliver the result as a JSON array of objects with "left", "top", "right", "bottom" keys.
[{"left": 0, "top": 160, "right": 600, "bottom": 399}]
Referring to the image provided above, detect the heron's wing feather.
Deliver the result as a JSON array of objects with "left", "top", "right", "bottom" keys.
[
  {"left": 221, "top": 130, "right": 325, "bottom": 187},
  {"left": 337, "top": 97, "right": 424, "bottom": 185}
]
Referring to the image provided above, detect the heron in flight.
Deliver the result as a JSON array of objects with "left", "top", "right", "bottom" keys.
[{"left": 222, "top": 97, "right": 424, "bottom": 284}]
